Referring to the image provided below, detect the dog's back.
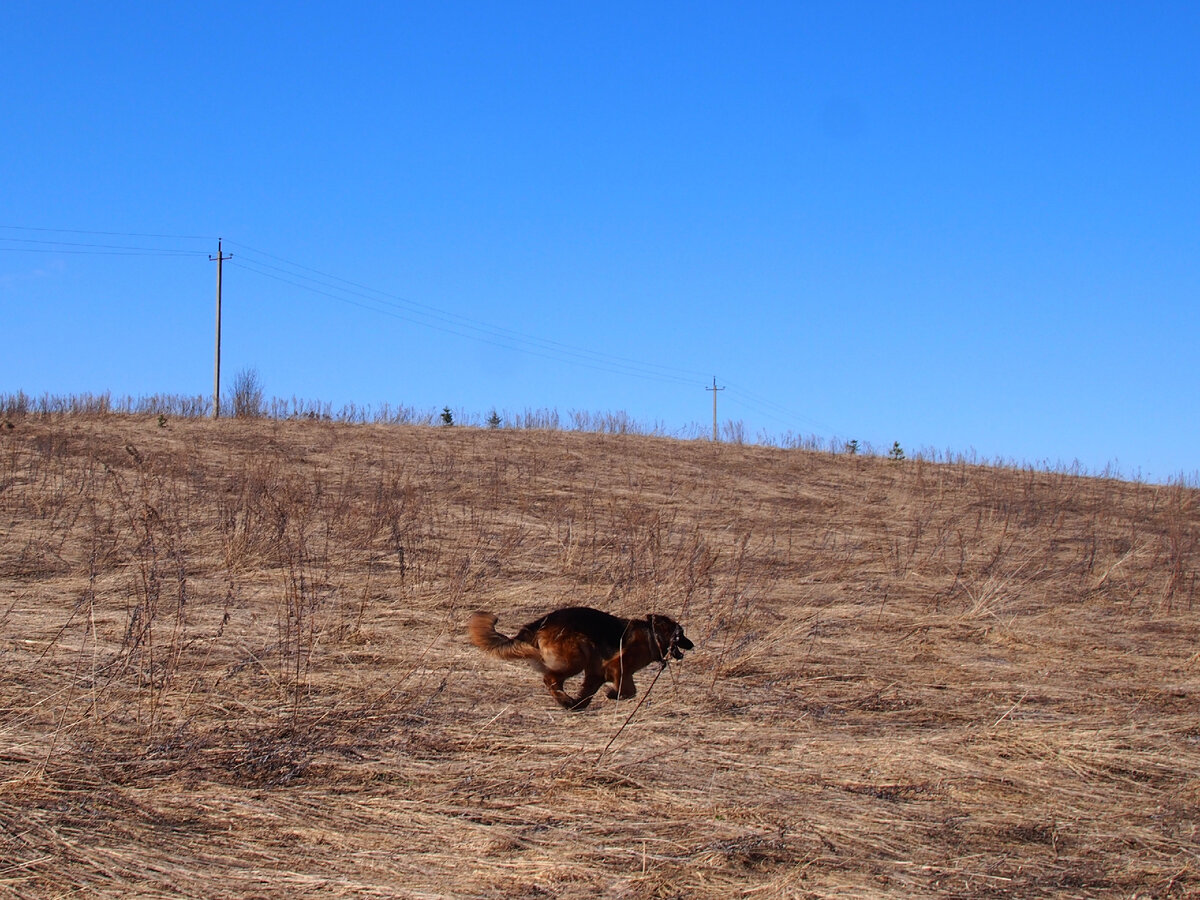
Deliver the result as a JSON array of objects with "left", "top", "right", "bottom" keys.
[
  {"left": 514, "top": 606, "right": 628, "bottom": 654},
  {"left": 468, "top": 607, "right": 626, "bottom": 662}
]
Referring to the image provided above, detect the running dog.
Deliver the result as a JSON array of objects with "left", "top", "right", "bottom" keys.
[{"left": 467, "top": 606, "right": 693, "bottom": 710}]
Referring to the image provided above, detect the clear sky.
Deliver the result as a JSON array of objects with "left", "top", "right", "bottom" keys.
[{"left": 2, "top": 2, "right": 1197, "bottom": 480}]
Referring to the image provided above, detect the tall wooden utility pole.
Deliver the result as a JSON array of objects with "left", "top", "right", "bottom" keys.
[
  {"left": 706, "top": 376, "right": 724, "bottom": 441},
  {"left": 209, "top": 239, "right": 232, "bottom": 418}
]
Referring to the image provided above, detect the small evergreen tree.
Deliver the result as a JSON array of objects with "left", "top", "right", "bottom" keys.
[
  {"left": 888, "top": 441, "right": 906, "bottom": 462},
  {"left": 440, "top": 406, "right": 454, "bottom": 426},
  {"left": 486, "top": 409, "right": 501, "bottom": 429}
]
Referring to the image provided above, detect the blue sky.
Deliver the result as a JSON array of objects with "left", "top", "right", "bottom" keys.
[{"left": 2, "top": 2, "right": 1197, "bottom": 480}]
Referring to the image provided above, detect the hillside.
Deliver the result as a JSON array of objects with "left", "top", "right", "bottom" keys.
[{"left": 1, "top": 414, "right": 1198, "bottom": 898}]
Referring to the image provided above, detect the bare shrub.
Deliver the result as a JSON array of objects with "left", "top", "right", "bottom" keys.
[{"left": 227, "top": 367, "right": 266, "bottom": 418}]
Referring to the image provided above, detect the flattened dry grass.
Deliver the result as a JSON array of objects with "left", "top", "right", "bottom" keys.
[{"left": 1, "top": 415, "right": 1198, "bottom": 898}]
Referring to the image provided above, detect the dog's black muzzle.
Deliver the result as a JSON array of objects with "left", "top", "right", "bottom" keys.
[{"left": 670, "top": 634, "right": 694, "bottom": 660}]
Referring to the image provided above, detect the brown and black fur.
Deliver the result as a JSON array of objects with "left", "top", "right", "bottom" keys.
[{"left": 468, "top": 606, "right": 694, "bottom": 710}]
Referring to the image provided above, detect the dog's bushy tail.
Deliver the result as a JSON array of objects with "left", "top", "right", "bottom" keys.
[{"left": 468, "top": 611, "right": 541, "bottom": 662}]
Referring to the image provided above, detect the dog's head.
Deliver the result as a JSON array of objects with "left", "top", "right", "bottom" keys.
[{"left": 647, "top": 615, "right": 694, "bottom": 662}]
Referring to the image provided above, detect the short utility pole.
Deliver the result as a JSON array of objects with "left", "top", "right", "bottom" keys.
[
  {"left": 209, "top": 239, "right": 232, "bottom": 418},
  {"left": 706, "top": 376, "right": 724, "bottom": 441}
]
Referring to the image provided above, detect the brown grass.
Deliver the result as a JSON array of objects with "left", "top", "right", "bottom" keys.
[{"left": 1, "top": 414, "right": 1197, "bottom": 898}]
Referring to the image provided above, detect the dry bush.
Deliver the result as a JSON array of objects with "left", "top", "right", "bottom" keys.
[{"left": 0, "top": 415, "right": 1197, "bottom": 898}]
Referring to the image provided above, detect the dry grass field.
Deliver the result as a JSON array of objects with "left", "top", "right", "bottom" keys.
[{"left": 1, "top": 414, "right": 1197, "bottom": 898}]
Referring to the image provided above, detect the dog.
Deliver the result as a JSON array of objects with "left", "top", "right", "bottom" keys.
[{"left": 468, "top": 606, "right": 694, "bottom": 710}]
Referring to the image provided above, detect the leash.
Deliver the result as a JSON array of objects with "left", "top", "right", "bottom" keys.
[
  {"left": 595, "top": 657, "right": 670, "bottom": 766},
  {"left": 596, "top": 618, "right": 680, "bottom": 766}
]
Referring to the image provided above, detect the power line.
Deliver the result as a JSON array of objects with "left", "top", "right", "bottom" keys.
[
  {"left": 0, "top": 236, "right": 209, "bottom": 255},
  {"left": 227, "top": 258, "right": 703, "bottom": 389},
  {"left": 234, "top": 259, "right": 697, "bottom": 384},
  {"left": 723, "top": 381, "right": 831, "bottom": 434},
  {"left": 225, "top": 240, "right": 710, "bottom": 386},
  {"left": 0, "top": 247, "right": 204, "bottom": 256},
  {"left": 0, "top": 225, "right": 214, "bottom": 240}
]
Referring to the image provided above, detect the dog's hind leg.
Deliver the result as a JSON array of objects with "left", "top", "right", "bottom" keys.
[
  {"left": 603, "top": 658, "right": 638, "bottom": 700},
  {"left": 575, "top": 668, "right": 606, "bottom": 707},
  {"left": 543, "top": 672, "right": 590, "bottom": 710}
]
